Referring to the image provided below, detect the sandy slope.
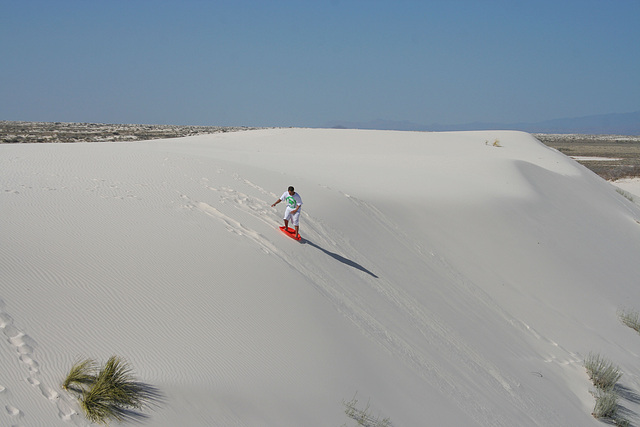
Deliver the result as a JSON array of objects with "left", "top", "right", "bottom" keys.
[{"left": 1, "top": 128, "right": 640, "bottom": 426}]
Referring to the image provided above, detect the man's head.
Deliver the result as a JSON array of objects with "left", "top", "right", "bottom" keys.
[{"left": 288, "top": 186, "right": 295, "bottom": 195}]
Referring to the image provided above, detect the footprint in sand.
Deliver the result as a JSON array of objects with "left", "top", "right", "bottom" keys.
[
  {"left": 18, "top": 354, "right": 39, "bottom": 373},
  {"left": 0, "top": 303, "right": 60, "bottom": 419},
  {"left": 39, "top": 384, "right": 59, "bottom": 400},
  {"left": 57, "top": 400, "right": 81, "bottom": 423},
  {"left": 16, "top": 344, "right": 33, "bottom": 355},
  {"left": 5, "top": 404, "right": 22, "bottom": 417},
  {"left": 0, "top": 312, "right": 13, "bottom": 328},
  {"left": 3, "top": 324, "right": 20, "bottom": 340},
  {"left": 8, "top": 332, "right": 37, "bottom": 353}
]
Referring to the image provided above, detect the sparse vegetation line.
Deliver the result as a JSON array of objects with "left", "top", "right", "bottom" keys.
[{"left": 0, "top": 120, "right": 261, "bottom": 143}]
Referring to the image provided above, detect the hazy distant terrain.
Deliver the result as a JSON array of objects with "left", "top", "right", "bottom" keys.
[
  {"left": 2, "top": 121, "right": 639, "bottom": 180},
  {"left": 329, "top": 111, "right": 640, "bottom": 135},
  {"left": 535, "top": 134, "right": 640, "bottom": 180}
]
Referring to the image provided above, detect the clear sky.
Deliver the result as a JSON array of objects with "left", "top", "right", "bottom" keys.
[{"left": 2, "top": 0, "right": 639, "bottom": 127}]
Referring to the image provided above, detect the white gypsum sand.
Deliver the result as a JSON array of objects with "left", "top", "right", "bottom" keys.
[{"left": 1, "top": 128, "right": 640, "bottom": 426}]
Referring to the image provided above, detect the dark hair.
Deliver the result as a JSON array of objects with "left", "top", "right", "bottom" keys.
[{"left": 288, "top": 186, "right": 294, "bottom": 192}]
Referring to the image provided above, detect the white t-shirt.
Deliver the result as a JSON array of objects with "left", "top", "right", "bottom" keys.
[{"left": 280, "top": 192, "right": 302, "bottom": 211}]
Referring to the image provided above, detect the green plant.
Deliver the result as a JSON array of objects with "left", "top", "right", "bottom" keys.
[
  {"left": 62, "top": 356, "right": 160, "bottom": 425},
  {"left": 616, "top": 418, "right": 630, "bottom": 427},
  {"left": 81, "top": 378, "right": 127, "bottom": 424},
  {"left": 342, "top": 394, "right": 392, "bottom": 427},
  {"left": 618, "top": 307, "right": 640, "bottom": 333},
  {"left": 591, "top": 387, "right": 618, "bottom": 419},
  {"left": 62, "top": 358, "right": 98, "bottom": 394},
  {"left": 584, "top": 352, "right": 622, "bottom": 390}
]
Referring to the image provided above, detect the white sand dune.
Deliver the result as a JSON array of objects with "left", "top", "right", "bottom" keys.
[{"left": 2, "top": 128, "right": 640, "bottom": 426}]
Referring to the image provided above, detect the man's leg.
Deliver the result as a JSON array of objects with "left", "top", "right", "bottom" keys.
[
  {"left": 293, "top": 211, "right": 300, "bottom": 238},
  {"left": 284, "top": 219, "right": 289, "bottom": 231}
]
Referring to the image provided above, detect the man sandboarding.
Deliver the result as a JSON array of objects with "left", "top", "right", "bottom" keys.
[{"left": 271, "top": 186, "right": 302, "bottom": 240}]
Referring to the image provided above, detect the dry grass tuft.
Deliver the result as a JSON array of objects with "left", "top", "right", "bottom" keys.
[{"left": 584, "top": 352, "right": 622, "bottom": 390}]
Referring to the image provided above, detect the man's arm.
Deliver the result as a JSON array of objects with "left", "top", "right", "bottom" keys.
[{"left": 271, "top": 199, "right": 281, "bottom": 207}]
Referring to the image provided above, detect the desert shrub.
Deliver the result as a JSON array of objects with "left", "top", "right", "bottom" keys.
[
  {"left": 616, "top": 417, "right": 630, "bottom": 427},
  {"left": 484, "top": 139, "right": 502, "bottom": 147},
  {"left": 618, "top": 307, "right": 640, "bottom": 334},
  {"left": 584, "top": 353, "right": 622, "bottom": 390},
  {"left": 615, "top": 188, "right": 636, "bottom": 203},
  {"left": 591, "top": 388, "right": 618, "bottom": 419},
  {"left": 342, "top": 394, "right": 392, "bottom": 427},
  {"left": 62, "top": 356, "right": 161, "bottom": 425}
]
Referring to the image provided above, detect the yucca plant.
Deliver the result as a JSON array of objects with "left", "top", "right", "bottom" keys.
[
  {"left": 62, "top": 358, "right": 98, "bottom": 394},
  {"left": 63, "top": 356, "right": 160, "bottom": 425},
  {"left": 80, "top": 377, "right": 128, "bottom": 425},
  {"left": 96, "top": 356, "right": 147, "bottom": 409}
]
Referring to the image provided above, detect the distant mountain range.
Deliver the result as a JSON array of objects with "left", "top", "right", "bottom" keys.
[{"left": 327, "top": 111, "right": 640, "bottom": 135}]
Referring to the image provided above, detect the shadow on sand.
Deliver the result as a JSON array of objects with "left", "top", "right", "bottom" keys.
[
  {"left": 614, "top": 384, "right": 640, "bottom": 426},
  {"left": 615, "top": 384, "right": 640, "bottom": 404},
  {"left": 301, "top": 239, "right": 378, "bottom": 278},
  {"left": 70, "top": 382, "right": 166, "bottom": 425},
  {"left": 120, "top": 382, "right": 166, "bottom": 424}
]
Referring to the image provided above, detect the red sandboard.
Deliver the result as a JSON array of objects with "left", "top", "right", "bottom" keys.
[{"left": 279, "top": 226, "right": 301, "bottom": 241}]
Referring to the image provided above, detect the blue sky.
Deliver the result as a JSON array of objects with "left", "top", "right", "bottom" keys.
[{"left": 1, "top": 0, "right": 639, "bottom": 127}]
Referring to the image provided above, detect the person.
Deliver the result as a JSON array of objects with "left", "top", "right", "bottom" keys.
[{"left": 271, "top": 186, "right": 302, "bottom": 239}]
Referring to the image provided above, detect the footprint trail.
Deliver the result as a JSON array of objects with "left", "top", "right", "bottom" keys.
[{"left": 0, "top": 299, "right": 84, "bottom": 425}]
